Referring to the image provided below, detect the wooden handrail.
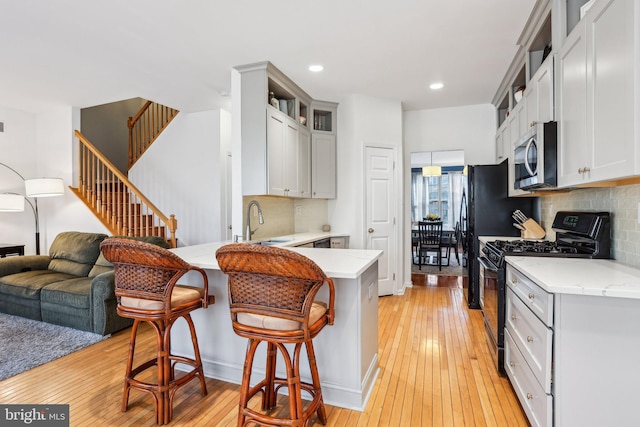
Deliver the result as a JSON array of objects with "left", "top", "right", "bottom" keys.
[
  {"left": 74, "top": 129, "right": 178, "bottom": 248},
  {"left": 128, "top": 101, "right": 179, "bottom": 169}
]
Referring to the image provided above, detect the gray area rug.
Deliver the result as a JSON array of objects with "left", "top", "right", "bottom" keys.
[
  {"left": 0, "top": 313, "right": 108, "bottom": 381},
  {"left": 411, "top": 259, "right": 467, "bottom": 276}
]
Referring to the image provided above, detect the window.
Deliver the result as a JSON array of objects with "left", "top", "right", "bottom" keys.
[{"left": 411, "top": 168, "right": 466, "bottom": 230}]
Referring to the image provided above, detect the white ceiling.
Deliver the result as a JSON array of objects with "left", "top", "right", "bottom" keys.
[{"left": 0, "top": 0, "right": 536, "bottom": 114}]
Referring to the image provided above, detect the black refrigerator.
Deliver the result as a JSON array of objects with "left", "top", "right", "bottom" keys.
[{"left": 463, "top": 160, "right": 539, "bottom": 309}]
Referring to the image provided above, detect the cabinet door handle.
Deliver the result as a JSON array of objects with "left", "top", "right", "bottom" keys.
[
  {"left": 578, "top": 166, "right": 591, "bottom": 174},
  {"left": 510, "top": 361, "right": 515, "bottom": 367},
  {"left": 368, "top": 228, "right": 374, "bottom": 233},
  {"left": 511, "top": 315, "right": 517, "bottom": 321},
  {"left": 528, "top": 293, "right": 535, "bottom": 300},
  {"left": 511, "top": 278, "right": 518, "bottom": 285},
  {"left": 527, "top": 336, "right": 534, "bottom": 343},
  {"left": 526, "top": 393, "right": 533, "bottom": 400}
]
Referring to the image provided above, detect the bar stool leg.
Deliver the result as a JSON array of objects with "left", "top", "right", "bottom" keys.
[
  {"left": 305, "top": 339, "right": 327, "bottom": 424},
  {"left": 264, "top": 342, "right": 277, "bottom": 410},
  {"left": 281, "top": 342, "right": 303, "bottom": 427},
  {"left": 182, "top": 314, "right": 208, "bottom": 396},
  {"left": 238, "top": 339, "right": 260, "bottom": 427},
  {"left": 122, "top": 319, "right": 140, "bottom": 412}
]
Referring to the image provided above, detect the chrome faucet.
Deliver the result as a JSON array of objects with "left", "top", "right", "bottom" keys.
[{"left": 245, "top": 200, "right": 264, "bottom": 241}]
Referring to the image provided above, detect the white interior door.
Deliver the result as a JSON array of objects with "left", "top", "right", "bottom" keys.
[{"left": 365, "top": 146, "right": 396, "bottom": 296}]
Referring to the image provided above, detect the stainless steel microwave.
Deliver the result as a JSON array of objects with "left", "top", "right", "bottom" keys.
[{"left": 513, "top": 121, "right": 557, "bottom": 191}]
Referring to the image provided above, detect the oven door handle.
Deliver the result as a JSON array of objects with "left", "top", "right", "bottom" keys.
[{"left": 477, "top": 256, "right": 498, "bottom": 272}]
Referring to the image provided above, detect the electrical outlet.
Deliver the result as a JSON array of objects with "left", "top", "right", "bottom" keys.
[
  {"left": 368, "top": 282, "right": 374, "bottom": 300},
  {"left": 295, "top": 205, "right": 302, "bottom": 215}
]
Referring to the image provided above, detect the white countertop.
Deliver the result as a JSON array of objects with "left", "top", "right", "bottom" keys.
[
  {"left": 250, "top": 231, "right": 349, "bottom": 247},
  {"left": 506, "top": 256, "right": 640, "bottom": 299},
  {"left": 171, "top": 241, "right": 381, "bottom": 279}
]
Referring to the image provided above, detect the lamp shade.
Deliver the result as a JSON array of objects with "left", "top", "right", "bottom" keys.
[
  {"left": 25, "top": 178, "right": 64, "bottom": 197},
  {"left": 0, "top": 194, "right": 25, "bottom": 212},
  {"left": 422, "top": 165, "right": 442, "bottom": 177}
]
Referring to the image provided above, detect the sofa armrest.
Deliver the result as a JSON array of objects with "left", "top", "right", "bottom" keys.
[
  {"left": 90, "top": 270, "right": 132, "bottom": 335},
  {"left": 0, "top": 255, "right": 51, "bottom": 278},
  {"left": 91, "top": 270, "right": 116, "bottom": 300}
]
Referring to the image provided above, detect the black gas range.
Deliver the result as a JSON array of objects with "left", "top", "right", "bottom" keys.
[
  {"left": 483, "top": 211, "right": 611, "bottom": 268},
  {"left": 479, "top": 211, "right": 611, "bottom": 375}
]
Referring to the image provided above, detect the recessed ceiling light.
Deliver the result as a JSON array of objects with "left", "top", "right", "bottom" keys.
[
  {"left": 429, "top": 82, "right": 444, "bottom": 90},
  {"left": 309, "top": 65, "right": 324, "bottom": 72}
]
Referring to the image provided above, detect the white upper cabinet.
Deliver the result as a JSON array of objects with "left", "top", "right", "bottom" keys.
[
  {"left": 310, "top": 100, "right": 338, "bottom": 199},
  {"left": 311, "top": 133, "right": 336, "bottom": 199},
  {"left": 525, "top": 56, "right": 554, "bottom": 127},
  {"left": 267, "top": 108, "right": 310, "bottom": 198},
  {"left": 557, "top": 0, "right": 638, "bottom": 187},
  {"left": 235, "top": 62, "right": 337, "bottom": 198}
]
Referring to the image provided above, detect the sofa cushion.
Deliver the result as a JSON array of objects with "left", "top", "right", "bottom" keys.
[
  {"left": 48, "top": 232, "right": 108, "bottom": 277},
  {"left": 41, "top": 277, "right": 92, "bottom": 309},
  {"left": 0, "top": 270, "right": 78, "bottom": 300},
  {"left": 88, "top": 253, "right": 113, "bottom": 278},
  {"left": 88, "top": 236, "right": 170, "bottom": 278}
]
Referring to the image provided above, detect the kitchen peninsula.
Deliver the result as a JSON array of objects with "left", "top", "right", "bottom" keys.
[{"left": 169, "top": 241, "right": 382, "bottom": 411}]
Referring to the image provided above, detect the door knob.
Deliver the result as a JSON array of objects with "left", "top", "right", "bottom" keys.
[{"left": 368, "top": 228, "right": 374, "bottom": 233}]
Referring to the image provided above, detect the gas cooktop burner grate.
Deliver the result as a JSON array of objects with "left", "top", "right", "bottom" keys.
[{"left": 491, "top": 239, "right": 579, "bottom": 255}]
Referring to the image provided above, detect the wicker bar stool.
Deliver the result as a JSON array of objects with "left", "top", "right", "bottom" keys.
[
  {"left": 215, "top": 243, "right": 335, "bottom": 427},
  {"left": 100, "top": 238, "right": 215, "bottom": 425}
]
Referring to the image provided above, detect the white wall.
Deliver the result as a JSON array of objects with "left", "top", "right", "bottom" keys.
[
  {"left": 129, "top": 109, "right": 228, "bottom": 247},
  {"left": 81, "top": 98, "right": 146, "bottom": 174},
  {"left": 328, "top": 94, "right": 404, "bottom": 293},
  {"left": 402, "top": 103, "right": 497, "bottom": 285},
  {"left": 0, "top": 105, "right": 108, "bottom": 255}
]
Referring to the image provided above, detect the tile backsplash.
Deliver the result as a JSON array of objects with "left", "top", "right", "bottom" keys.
[
  {"left": 242, "top": 196, "right": 328, "bottom": 241},
  {"left": 540, "top": 184, "right": 640, "bottom": 268}
]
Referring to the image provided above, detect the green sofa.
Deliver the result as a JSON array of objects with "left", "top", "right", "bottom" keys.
[{"left": 0, "top": 231, "right": 169, "bottom": 335}]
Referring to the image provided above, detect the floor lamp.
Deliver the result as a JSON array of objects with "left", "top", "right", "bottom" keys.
[{"left": 0, "top": 162, "right": 64, "bottom": 255}]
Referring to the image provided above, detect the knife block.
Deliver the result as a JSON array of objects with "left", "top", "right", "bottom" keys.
[{"left": 520, "top": 219, "right": 546, "bottom": 239}]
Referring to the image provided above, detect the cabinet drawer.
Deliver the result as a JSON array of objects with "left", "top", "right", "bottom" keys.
[
  {"left": 506, "top": 266, "right": 553, "bottom": 326},
  {"left": 505, "top": 330, "right": 553, "bottom": 427},
  {"left": 506, "top": 287, "right": 553, "bottom": 393}
]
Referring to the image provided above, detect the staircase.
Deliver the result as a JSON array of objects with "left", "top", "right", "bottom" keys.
[
  {"left": 128, "top": 100, "right": 179, "bottom": 168},
  {"left": 70, "top": 101, "right": 179, "bottom": 247}
]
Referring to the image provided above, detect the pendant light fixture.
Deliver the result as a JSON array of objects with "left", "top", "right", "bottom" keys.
[{"left": 422, "top": 152, "right": 442, "bottom": 177}]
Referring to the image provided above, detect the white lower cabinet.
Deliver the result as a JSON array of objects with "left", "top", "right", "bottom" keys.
[
  {"left": 505, "top": 330, "right": 553, "bottom": 427},
  {"left": 505, "top": 266, "right": 553, "bottom": 427},
  {"left": 330, "top": 236, "right": 349, "bottom": 248}
]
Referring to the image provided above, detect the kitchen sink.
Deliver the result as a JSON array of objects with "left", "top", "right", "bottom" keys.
[{"left": 257, "top": 238, "right": 292, "bottom": 246}]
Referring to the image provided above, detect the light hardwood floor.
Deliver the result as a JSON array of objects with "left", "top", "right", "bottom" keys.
[{"left": 0, "top": 275, "right": 527, "bottom": 426}]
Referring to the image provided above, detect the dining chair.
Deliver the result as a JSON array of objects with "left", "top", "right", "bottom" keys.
[
  {"left": 417, "top": 220, "right": 444, "bottom": 271},
  {"left": 441, "top": 221, "right": 461, "bottom": 266}
]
